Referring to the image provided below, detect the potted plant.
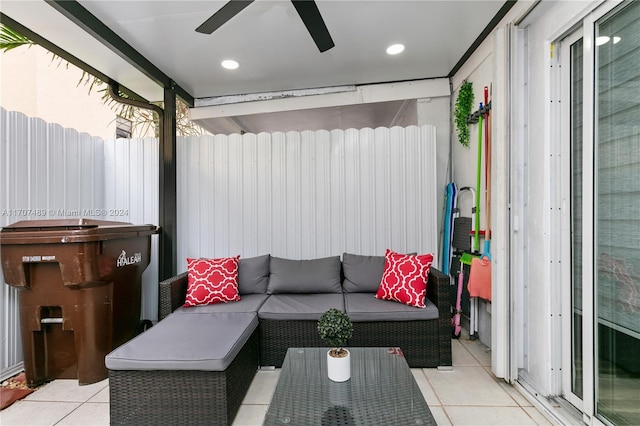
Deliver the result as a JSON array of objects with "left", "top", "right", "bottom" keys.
[{"left": 317, "top": 308, "right": 353, "bottom": 382}]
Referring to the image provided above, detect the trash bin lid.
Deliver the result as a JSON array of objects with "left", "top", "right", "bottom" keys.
[{"left": 0, "top": 219, "right": 158, "bottom": 244}]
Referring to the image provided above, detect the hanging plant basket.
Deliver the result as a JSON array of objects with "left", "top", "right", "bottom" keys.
[{"left": 454, "top": 80, "right": 474, "bottom": 147}]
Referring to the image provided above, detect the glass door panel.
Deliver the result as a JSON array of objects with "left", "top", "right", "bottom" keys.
[
  {"left": 594, "top": 2, "right": 640, "bottom": 424},
  {"left": 570, "top": 37, "right": 584, "bottom": 400}
]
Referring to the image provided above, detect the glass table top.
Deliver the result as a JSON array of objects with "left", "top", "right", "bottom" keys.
[{"left": 263, "top": 347, "right": 436, "bottom": 425}]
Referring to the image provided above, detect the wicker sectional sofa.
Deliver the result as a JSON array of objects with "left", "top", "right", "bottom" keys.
[{"left": 106, "top": 253, "right": 451, "bottom": 425}]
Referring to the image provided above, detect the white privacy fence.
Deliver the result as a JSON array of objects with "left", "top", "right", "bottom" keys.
[
  {"left": 0, "top": 107, "right": 438, "bottom": 379},
  {"left": 177, "top": 127, "right": 438, "bottom": 266}
]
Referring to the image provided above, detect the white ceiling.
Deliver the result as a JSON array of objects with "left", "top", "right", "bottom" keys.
[{"left": 1, "top": 0, "right": 509, "bottom": 133}]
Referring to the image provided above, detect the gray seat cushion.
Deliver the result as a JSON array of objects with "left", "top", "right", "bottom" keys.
[
  {"left": 258, "top": 294, "right": 345, "bottom": 320},
  {"left": 238, "top": 254, "right": 270, "bottom": 294},
  {"left": 344, "top": 293, "right": 439, "bottom": 322},
  {"left": 105, "top": 312, "right": 258, "bottom": 371},
  {"left": 174, "top": 294, "right": 269, "bottom": 314},
  {"left": 268, "top": 256, "right": 342, "bottom": 294}
]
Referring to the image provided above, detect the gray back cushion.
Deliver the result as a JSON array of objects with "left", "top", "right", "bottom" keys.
[
  {"left": 268, "top": 256, "right": 342, "bottom": 294},
  {"left": 342, "top": 253, "right": 386, "bottom": 293},
  {"left": 342, "top": 252, "right": 416, "bottom": 293},
  {"left": 238, "top": 254, "right": 270, "bottom": 294}
]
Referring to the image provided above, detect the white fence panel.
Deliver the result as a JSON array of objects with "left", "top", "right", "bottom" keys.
[
  {"left": 0, "top": 109, "right": 105, "bottom": 379},
  {"left": 102, "top": 137, "right": 159, "bottom": 321},
  {"left": 176, "top": 125, "right": 438, "bottom": 270}
]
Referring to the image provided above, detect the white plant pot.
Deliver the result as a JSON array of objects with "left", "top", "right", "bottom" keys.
[{"left": 327, "top": 349, "right": 350, "bottom": 382}]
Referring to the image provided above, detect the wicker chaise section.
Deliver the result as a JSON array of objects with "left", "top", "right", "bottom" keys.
[{"left": 109, "top": 329, "right": 258, "bottom": 426}]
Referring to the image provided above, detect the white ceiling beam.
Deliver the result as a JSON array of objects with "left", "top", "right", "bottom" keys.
[{"left": 190, "top": 79, "right": 450, "bottom": 120}]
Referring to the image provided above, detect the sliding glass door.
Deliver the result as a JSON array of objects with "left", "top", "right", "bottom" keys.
[
  {"left": 563, "top": 1, "right": 640, "bottom": 424},
  {"left": 593, "top": 3, "right": 640, "bottom": 424}
]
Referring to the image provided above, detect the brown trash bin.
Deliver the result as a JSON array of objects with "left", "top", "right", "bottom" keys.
[{"left": 0, "top": 219, "right": 158, "bottom": 387}]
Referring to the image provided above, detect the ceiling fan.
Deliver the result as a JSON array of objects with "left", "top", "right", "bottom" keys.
[{"left": 196, "top": 0, "right": 335, "bottom": 52}]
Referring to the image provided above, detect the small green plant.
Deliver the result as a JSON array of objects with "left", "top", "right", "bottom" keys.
[
  {"left": 454, "top": 80, "right": 474, "bottom": 147},
  {"left": 317, "top": 308, "right": 353, "bottom": 357}
]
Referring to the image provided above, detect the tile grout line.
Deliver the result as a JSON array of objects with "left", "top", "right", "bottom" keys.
[
  {"left": 436, "top": 337, "right": 527, "bottom": 425},
  {"left": 420, "top": 365, "right": 455, "bottom": 425}
]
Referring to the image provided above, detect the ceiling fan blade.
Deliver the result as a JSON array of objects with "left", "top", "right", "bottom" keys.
[
  {"left": 291, "top": 0, "right": 335, "bottom": 52},
  {"left": 196, "top": 0, "right": 255, "bottom": 34}
]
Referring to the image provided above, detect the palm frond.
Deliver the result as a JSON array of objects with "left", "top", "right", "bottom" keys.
[
  {"left": 1, "top": 23, "right": 206, "bottom": 137},
  {"left": 0, "top": 24, "right": 34, "bottom": 52}
]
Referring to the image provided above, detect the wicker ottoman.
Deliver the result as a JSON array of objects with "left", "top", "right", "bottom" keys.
[{"left": 106, "top": 312, "right": 259, "bottom": 425}]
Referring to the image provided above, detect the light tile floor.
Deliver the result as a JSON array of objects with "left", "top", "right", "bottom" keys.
[{"left": 0, "top": 336, "right": 553, "bottom": 426}]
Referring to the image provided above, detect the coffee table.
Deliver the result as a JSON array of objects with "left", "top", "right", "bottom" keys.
[{"left": 263, "top": 347, "right": 436, "bottom": 425}]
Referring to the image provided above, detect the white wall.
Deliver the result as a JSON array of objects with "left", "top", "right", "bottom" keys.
[
  {"left": 417, "top": 96, "right": 451, "bottom": 259},
  {"left": 450, "top": 0, "right": 538, "bottom": 381},
  {"left": 449, "top": 18, "right": 501, "bottom": 354},
  {"left": 511, "top": 0, "right": 598, "bottom": 398},
  {"left": 1, "top": 45, "right": 118, "bottom": 140}
]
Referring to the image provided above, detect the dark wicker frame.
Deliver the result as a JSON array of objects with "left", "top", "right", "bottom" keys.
[
  {"left": 158, "top": 267, "right": 452, "bottom": 368},
  {"left": 109, "top": 328, "right": 259, "bottom": 426},
  {"left": 259, "top": 319, "right": 326, "bottom": 367},
  {"left": 158, "top": 271, "right": 188, "bottom": 321}
]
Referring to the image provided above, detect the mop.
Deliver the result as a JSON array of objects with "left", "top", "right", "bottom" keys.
[
  {"left": 468, "top": 87, "right": 493, "bottom": 340},
  {"left": 468, "top": 103, "right": 483, "bottom": 339}
]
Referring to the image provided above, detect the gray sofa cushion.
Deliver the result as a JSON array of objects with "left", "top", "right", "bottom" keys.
[
  {"left": 174, "top": 294, "right": 269, "bottom": 314},
  {"left": 342, "top": 252, "right": 417, "bottom": 293},
  {"left": 238, "top": 254, "right": 270, "bottom": 294},
  {"left": 105, "top": 312, "right": 258, "bottom": 371},
  {"left": 268, "top": 256, "right": 342, "bottom": 294},
  {"left": 342, "top": 253, "right": 386, "bottom": 293},
  {"left": 344, "top": 293, "right": 439, "bottom": 322},
  {"left": 258, "top": 294, "right": 345, "bottom": 320}
]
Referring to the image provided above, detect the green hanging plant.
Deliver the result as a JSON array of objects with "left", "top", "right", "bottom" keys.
[{"left": 454, "top": 80, "right": 474, "bottom": 147}]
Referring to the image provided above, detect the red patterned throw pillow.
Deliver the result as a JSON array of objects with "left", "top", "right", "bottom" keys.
[
  {"left": 183, "top": 256, "right": 241, "bottom": 307},
  {"left": 375, "top": 249, "right": 434, "bottom": 308}
]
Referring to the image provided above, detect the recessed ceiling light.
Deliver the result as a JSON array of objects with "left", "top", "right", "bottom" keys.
[
  {"left": 221, "top": 59, "right": 239, "bottom": 70},
  {"left": 386, "top": 44, "right": 405, "bottom": 55},
  {"left": 595, "top": 36, "right": 610, "bottom": 46},
  {"left": 613, "top": 36, "right": 621, "bottom": 44}
]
